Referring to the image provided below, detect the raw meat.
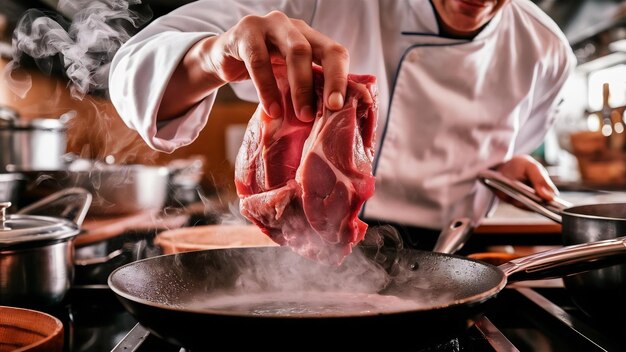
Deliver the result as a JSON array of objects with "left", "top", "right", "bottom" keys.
[{"left": 234, "top": 63, "right": 377, "bottom": 265}]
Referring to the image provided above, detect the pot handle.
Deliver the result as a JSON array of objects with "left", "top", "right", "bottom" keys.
[
  {"left": 499, "top": 236, "right": 626, "bottom": 282},
  {"left": 0, "top": 202, "right": 10, "bottom": 230},
  {"left": 74, "top": 248, "right": 124, "bottom": 266},
  {"left": 478, "top": 169, "right": 572, "bottom": 224},
  {"left": 17, "top": 187, "right": 93, "bottom": 226}
]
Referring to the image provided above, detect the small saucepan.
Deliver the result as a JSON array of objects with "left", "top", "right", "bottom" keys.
[{"left": 478, "top": 169, "right": 626, "bottom": 322}]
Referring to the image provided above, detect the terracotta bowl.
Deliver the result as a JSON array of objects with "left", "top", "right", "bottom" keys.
[
  {"left": 155, "top": 224, "right": 278, "bottom": 254},
  {"left": 0, "top": 306, "right": 64, "bottom": 352}
]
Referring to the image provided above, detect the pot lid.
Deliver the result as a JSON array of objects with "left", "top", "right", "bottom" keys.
[{"left": 0, "top": 202, "right": 79, "bottom": 247}]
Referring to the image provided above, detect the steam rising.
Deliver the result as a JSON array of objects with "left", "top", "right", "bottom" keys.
[
  {"left": 7, "top": 0, "right": 151, "bottom": 99},
  {"left": 178, "top": 244, "right": 393, "bottom": 316},
  {"left": 1, "top": 0, "right": 157, "bottom": 164},
  {"left": 164, "top": 226, "right": 457, "bottom": 316},
  {"left": 228, "top": 245, "right": 390, "bottom": 294}
]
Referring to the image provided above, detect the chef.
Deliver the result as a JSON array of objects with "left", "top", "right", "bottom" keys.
[{"left": 108, "top": 0, "right": 576, "bottom": 250}]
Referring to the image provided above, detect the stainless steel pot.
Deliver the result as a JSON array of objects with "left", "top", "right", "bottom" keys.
[
  {"left": 478, "top": 169, "right": 626, "bottom": 322},
  {"left": 22, "top": 161, "right": 170, "bottom": 216},
  {"left": 0, "top": 188, "right": 92, "bottom": 308},
  {"left": 68, "top": 163, "right": 169, "bottom": 216},
  {"left": 0, "top": 106, "right": 68, "bottom": 172}
]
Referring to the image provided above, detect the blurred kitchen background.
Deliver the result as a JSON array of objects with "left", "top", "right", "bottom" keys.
[
  {"left": 3, "top": 0, "right": 626, "bottom": 202},
  {"left": 0, "top": 0, "right": 258, "bottom": 209},
  {"left": 537, "top": 0, "right": 626, "bottom": 189}
]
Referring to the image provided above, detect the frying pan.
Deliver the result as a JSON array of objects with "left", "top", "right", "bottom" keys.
[
  {"left": 478, "top": 169, "right": 626, "bottom": 322},
  {"left": 109, "top": 236, "right": 626, "bottom": 351}
]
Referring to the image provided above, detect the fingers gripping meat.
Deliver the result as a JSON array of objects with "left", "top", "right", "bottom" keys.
[{"left": 235, "top": 64, "right": 377, "bottom": 265}]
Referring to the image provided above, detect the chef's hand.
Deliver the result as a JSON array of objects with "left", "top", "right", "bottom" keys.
[
  {"left": 158, "top": 11, "right": 349, "bottom": 122},
  {"left": 494, "top": 155, "right": 558, "bottom": 209}
]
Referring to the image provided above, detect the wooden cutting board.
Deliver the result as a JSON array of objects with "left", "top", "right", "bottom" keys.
[{"left": 155, "top": 224, "right": 278, "bottom": 254}]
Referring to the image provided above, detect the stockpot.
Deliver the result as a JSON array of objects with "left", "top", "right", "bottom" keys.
[
  {"left": 0, "top": 106, "right": 68, "bottom": 172},
  {"left": 0, "top": 188, "right": 92, "bottom": 308}
]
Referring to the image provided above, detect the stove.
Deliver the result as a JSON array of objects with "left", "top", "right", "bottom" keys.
[
  {"left": 27, "top": 214, "right": 625, "bottom": 352},
  {"left": 39, "top": 282, "right": 621, "bottom": 352},
  {"left": 101, "top": 285, "right": 622, "bottom": 352}
]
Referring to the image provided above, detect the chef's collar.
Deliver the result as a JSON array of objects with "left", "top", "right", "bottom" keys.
[{"left": 408, "top": 0, "right": 504, "bottom": 41}]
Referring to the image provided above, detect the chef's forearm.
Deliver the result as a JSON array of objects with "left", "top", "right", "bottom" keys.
[{"left": 157, "top": 36, "right": 225, "bottom": 121}]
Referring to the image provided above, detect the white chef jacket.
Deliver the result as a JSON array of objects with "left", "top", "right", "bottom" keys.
[{"left": 109, "top": 0, "right": 576, "bottom": 230}]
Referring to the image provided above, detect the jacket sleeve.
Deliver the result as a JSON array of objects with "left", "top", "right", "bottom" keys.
[
  {"left": 514, "top": 42, "right": 577, "bottom": 155},
  {"left": 108, "top": 0, "right": 316, "bottom": 153}
]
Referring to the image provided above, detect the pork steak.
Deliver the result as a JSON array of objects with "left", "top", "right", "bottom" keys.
[{"left": 234, "top": 64, "right": 377, "bottom": 265}]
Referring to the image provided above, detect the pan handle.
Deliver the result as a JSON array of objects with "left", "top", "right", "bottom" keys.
[
  {"left": 433, "top": 217, "right": 472, "bottom": 254},
  {"left": 499, "top": 236, "right": 626, "bottom": 282},
  {"left": 478, "top": 169, "right": 572, "bottom": 224}
]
